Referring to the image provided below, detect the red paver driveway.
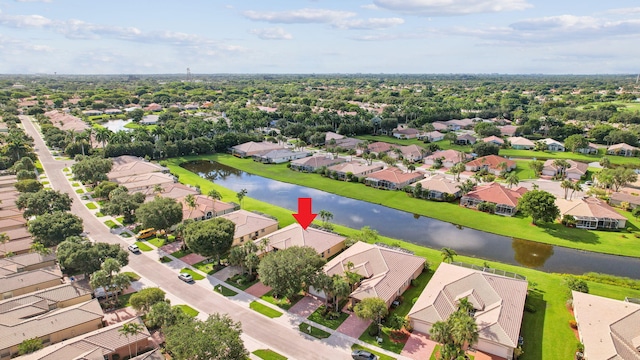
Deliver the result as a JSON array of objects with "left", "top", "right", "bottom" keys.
[
  {"left": 401, "top": 332, "right": 437, "bottom": 360},
  {"left": 245, "top": 282, "right": 272, "bottom": 298},
  {"left": 289, "top": 295, "right": 323, "bottom": 318},
  {"left": 336, "top": 313, "right": 371, "bottom": 338},
  {"left": 180, "top": 253, "right": 207, "bottom": 265}
]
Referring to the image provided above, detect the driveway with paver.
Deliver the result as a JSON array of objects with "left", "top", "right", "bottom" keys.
[
  {"left": 245, "top": 282, "right": 272, "bottom": 298},
  {"left": 289, "top": 295, "right": 323, "bottom": 318},
  {"left": 401, "top": 332, "right": 437, "bottom": 360},
  {"left": 336, "top": 313, "right": 371, "bottom": 338}
]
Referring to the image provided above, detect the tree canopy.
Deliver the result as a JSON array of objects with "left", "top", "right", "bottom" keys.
[
  {"left": 56, "top": 236, "right": 128, "bottom": 275},
  {"left": 101, "top": 187, "right": 145, "bottom": 224},
  {"left": 517, "top": 190, "right": 560, "bottom": 225},
  {"left": 257, "top": 246, "right": 325, "bottom": 299},
  {"left": 16, "top": 189, "right": 72, "bottom": 219},
  {"left": 183, "top": 217, "right": 236, "bottom": 264},
  {"left": 135, "top": 196, "right": 183, "bottom": 233},
  {"left": 71, "top": 156, "right": 113, "bottom": 185},
  {"left": 28, "top": 211, "right": 83, "bottom": 246}
]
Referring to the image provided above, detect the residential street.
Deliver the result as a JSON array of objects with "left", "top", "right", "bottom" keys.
[{"left": 20, "top": 115, "right": 360, "bottom": 360}]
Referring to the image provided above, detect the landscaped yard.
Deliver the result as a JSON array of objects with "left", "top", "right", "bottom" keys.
[
  {"left": 180, "top": 268, "right": 205, "bottom": 281},
  {"left": 250, "top": 301, "right": 282, "bottom": 318},
  {"left": 298, "top": 323, "right": 331, "bottom": 339},
  {"left": 95, "top": 212, "right": 105, "bottom": 217},
  {"left": 134, "top": 242, "right": 153, "bottom": 252},
  {"left": 307, "top": 305, "right": 349, "bottom": 330},
  {"left": 214, "top": 284, "right": 238, "bottom": 297},
  {"left": 147, "top": 237, "right": 166, "bottom": 248},
  {"left": 174, "top": 304, "right": 199, "bottom": 317},
  {"left": 193, "top": 259, "right": 222, "bottom": 275},
  {"left": 171, "top": 248, "right": 192, "bottom": 258},
  {"left": 75, "top": 188, "right": 84, "bottom": 194},
  {"left": 359, "top": 325, "right": 407, "bottom": 354},
  {"left": 225, "top": 273, "right": 259, "bottom": 290},
  {"left": 429, "top": 345, "right": 474, "bottom": 360},
  {"left": 261, "top": 290, "right": 303, "bottom": 311},
  {"left": 252, "top": 349, "right": 287, "bottom": 360},
  {"left": 351, "top": 344, "right": 396, "bottom": 360}
]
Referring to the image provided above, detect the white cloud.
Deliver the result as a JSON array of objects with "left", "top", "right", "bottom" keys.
[
  {"left": 243, "top": 8, "right": 355, "bottom": 24},
  {"left": 250, "top": 27, "right": 293, "bottom": 40},
  {"left": 373, "top": 0, "right": 533, "bottom": 16},
  {"left": 333, "top": 17, "right": 404, "bottom": 30},
  {"left": 361, "top": 4, "right": 379, "bottom": 10},
  {"left": 605, "top": 7, "right": 640, "bottom": 15},
  {"left": 0, "top": 14, "right": 53, "bottom": 27},
  {"left": 15, "top": 0, "right": 52, "bottom": 3}
]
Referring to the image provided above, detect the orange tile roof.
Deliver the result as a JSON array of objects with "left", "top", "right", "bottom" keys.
[
  {"left": 464, "top": 182, "right": 526, "bottom": 207},
  {"left": 366, "top": 167, "right": 423, "bottom": 185},
  {"left": 465, "top": 155, "right": 515, "bottom": 171}
]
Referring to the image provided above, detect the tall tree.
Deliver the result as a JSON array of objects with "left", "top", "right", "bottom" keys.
[
  {"left": 164, "top": 314, "right": 248, "bottom": 360},
  {"left": 564, "top": 134, "right": 589, "bottom": 153},
  {"left": 505, "top": 172, "right": 520, "bottom": 188},
  {"left": 236, "top": 188, "right": 247, "bottom": 208},
  {"left": 101, "top": 187, "right": 145, "bottom": 224},
  {"left": 28, "top": 211, "right": 83, "bottom": 247},
  {"left": 517, "top": 190, "right": 561, "bottom": 225},
  {"left": 118, "top": 322, "right": 145, "bottom": 358},
  {"left": 441, "top": 247, "right": 457, "bottom": 263},
  {"left": 354, "top": 297, "right": 388, "bottom": 336},
  {"left": 17, "top": 189, "right": 72, "bottom": 219},
  {"left": 319, "top": 209, "right": 333, "bottom": 229},
  {"left": 258, "top": 246, "right": 325, "bottom": 299},
  {"left": 528, "top": 160, "right": 544, "bottom": 177},
  {"left": 71, "top": 156, "right": 113, "bottom": 185},
  {"left": 183, "top": 217, "right": 235, "bottom": 265},
  {"left": 135, "top": 197, "right": 183, "bottom": 235},
  {"left": 130, "top": 288, "right": 166, "bottom": 314}
]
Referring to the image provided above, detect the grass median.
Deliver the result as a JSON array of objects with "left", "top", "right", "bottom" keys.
[{"left": 250, "top": 301, "right": 282, "bottom": 318}]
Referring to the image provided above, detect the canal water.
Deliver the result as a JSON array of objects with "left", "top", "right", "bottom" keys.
[{"left": 182, "top": 160, "right": 640, "bottom": 278}]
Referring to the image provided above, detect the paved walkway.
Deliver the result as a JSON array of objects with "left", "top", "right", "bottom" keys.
[
  {"left": 245, "top": 282, "right": 272, "bottom": 298},
  {"left": 213, "top": 265, "right": 242, "bottom": 281},
  {"left": 288, "top": 295, "right": 323, "bottom": 318},
  {"left": 401, "top": 332, "right": 437, "bottom": 360},
  {"left": 336, "top": 313, "right": 371, "bottom": 338}
]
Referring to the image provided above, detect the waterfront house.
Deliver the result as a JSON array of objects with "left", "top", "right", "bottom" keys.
[
  {"left": 464, "top": 155, "right": 516, "bottom": 176},
  {"left": 327, "top": 161, "right": 383, "bottom": 180},
  {"left": 231, "top": 141, "right": 284, "bottom": 158},
  {"left": 460, "top": 183, "right": 527, "bottom": 216},
  {"left": 312, "top": 241, "right": 425, "bottom": 308},
  {"left": 408, "top": 263, "right": 527, "bottom": 360},
  {"left": 218, "top": 210, "right": 279, "bottom": 247},
  {"left": 413, "top": 175, "right": 463, "bottom": 200},
  {"left": 290, "top": 155, "right": 345, "bottom": 173},
  {"left": 577, "top": 142, "right": 599, "bottom": 155},
  {"left": 365, "top": 167, "right": 423, "bottom": 190},
  {"left": 178, "top": 195, "right": 237, "bottom": 222},
  {"left": 507, "top": 136, "right": 535, "bottom": 150},
  {"left": 556, "top": 197, "right": 627, "bottom": 229},
  {"left": 422, "top": 131, "right": 444, "bottom": 142},
  {"left": 255, "top": 224, "right": 346, "bottom": 259},
  {"left": 482, "top": 136, "right": 504, "bottom": 146},
  {"left": 541, "top": 159, "right": 588, "bottom": 180},
  {"left": 423, "top": 150, "right": 467, "bottom": 168},
  {"left": 607, "top": 143, "right": 639, "bottom": 157},
  {"left": 252, "top": 149, "right": 310, "bottom": 164},
  {"left": 539, "top": 138, "right": 565, "bottom": 152}
]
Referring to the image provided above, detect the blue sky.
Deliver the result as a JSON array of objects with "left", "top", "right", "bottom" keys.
[{"left": 1, "top": 0, "right": 639, "bottom": 74}]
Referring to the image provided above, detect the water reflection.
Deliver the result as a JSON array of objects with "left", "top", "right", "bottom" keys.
[{"left": 512, "top": 238, "right": 554, "bottom": 269}]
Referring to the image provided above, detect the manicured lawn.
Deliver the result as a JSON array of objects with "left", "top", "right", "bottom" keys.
[
  {"left": 250, "top": 301, "right": 282, "bottom": 318},
  {"left": 392, "top": 271, "right": 433, "bottom": 318},
  {"left": 71, "top": 182, "right": 80, "bottom": 187},
  {"left": 104, "top": 220, "right": 118, "bottom": 229},
  {"left": 170, "top": 154, "right": 640, "bottom": 258},
  {"left": 307, "top": 305, "right": 349, "bottom": 330},
  {"left": 159, "top": 256, "right": 172, "bottom": 263},
  {"left": 193, "top": 260, "right": 222, "bottom": 275},
  {"left": 116, "top": 216, "right": 125, "bottom": 224},
  {"left": 171, "top": 248, "right": 192, "bottom": 258},
  {"left": 214, "top": 284, "right": 238, "bottom": 297},
  {"left": 359, "top": 326, "right": 406, "bottom": 354},
  {"left": 135, "top": 242, "right": 153, "bottom": 252},
  {"left": 165, "top": 153, "right": 640, "bottom": 360},
  {"left": 95, "top": 212, "right": 105, "bottom": 217},
  {"left": 180, "top": 268, "right": 205, "bottom": 281},
  {"left": 123, "top": 271, "right": 141, "bottom": 281},
  {"left": 147, "top": 237, "right": 166, "bottom": 248},
  {"left": 513, "top": 159, "right": 538, "bottom": 180},
  {"left": 252, "top": 349, "right": 287, "bottom": 360},
  {"left": 75, "top": 188, "right": 84, "bottom": 194},
  {"left": 261, "top": 290, "right": 302, "bottom": 311},
  {"left": 225, "top": 273, "right": 259, "bottom": 290},
  {"left": 174, "top": 304, "right": 199, "bottom": 317},
  {"left": 86, "top": 202, "right": 97, "bottom": 209},
  {"left": 351, "top": 344, "right": 396, "bottom": 360},
  {"left": 298, "top": 323, "right": 331, "bottom": 339}
]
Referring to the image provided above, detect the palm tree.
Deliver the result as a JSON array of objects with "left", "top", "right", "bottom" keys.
[
  {"left": 236, "top": 188, "right": 247, "bottom": 208},
  {"left": 30, "top": 242, "right": 51, "bottom": 256},
  {"left": 429, "top": 320, "right": 452, "bottom": 347},
  {"left": 119, "top": 322, "right": 144, "bottom": 358},
  {"left": 560, "top": 180, "right": 573, "bottom": 200},
  {"left": 570, "top": 182, "right": 582, "bottom": 200},
  {"left": 75, "top": 131, "right": 89, "bottom": 156},
  {"left": 111, "top": 272, "right": 131, "bottom": 303},
  {"left": 451, "top": 163, "right": 465, "bottom": 182},
  {"left": 184, "top": 194, "right": 197, "bottom": 214},
  {"left": 457, "top": 179, "right": 475, "bottom": 196},
  {"left": 451, "top": 312, "right": 479, "bottom": 350},
  {"left": 529, "top": 160, "right": 543, "bottom": 177},
  {"left": 0, "top": 232, "right": 9, "bottom": 256},
  {"left": 497, "top": 161, "right": 509, "bottom": 177},
  {"left": 208, "top": 189, "right": 222, "bottom": 209},
  {"left": 95, "top": 127, "right": 112, "bottom": 148},
  {"left": 83, "top": 128, "right": 94, "bottom": 148},
  {"left": 319, "top": 210, "right": 333, "bottom": 228},
  {"left": 505, "top": 172, "right": 520, "bottom": 188},
  {"left": 441, "top": 247, "right": 457, "bottom": 264},
  {"left": 553, "top": 159, "right": 570, "bottom": 179},
  {"left": 153, "top": 184, "right": 164, "bottom": 196},
  {"left": 456, "top": 298, "right": 474, "bottom": 315},
  {"left": 599, "top": 156, "right": 611, "bottom": 169},
  {"left": 332, "top": 275, "right": 351, "bottom": 312}
]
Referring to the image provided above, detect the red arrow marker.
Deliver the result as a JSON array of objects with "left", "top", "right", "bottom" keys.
[{"left": 292, "top": 198, "right": 317, "bottom": 230}]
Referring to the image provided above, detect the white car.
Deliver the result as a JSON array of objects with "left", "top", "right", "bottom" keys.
[
  {"left": 178, "top": 273, "right": 194, "bottom": 283},
  {"left": 127, "top": 244, "right": 140, "bottom": 253}
]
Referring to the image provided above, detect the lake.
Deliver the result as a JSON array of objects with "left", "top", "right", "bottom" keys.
[{"left": 182, "top": 160, "right": 640, "bottom": 278}]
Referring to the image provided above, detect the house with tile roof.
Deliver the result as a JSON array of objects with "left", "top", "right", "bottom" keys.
[
  {"left": 219, "top": 210, "right": 279, "bottom": 247},
  {"left": 577, "top": 142, "right": 599, "bottom": 155},
  {"left": 314, "top": 241, "right": 425, "bottom": 308},
  {"left": 135, "top": 182, "right": 199, "bottom": 203},
  {"left": 607, "top": 143, "right": 639, "bottom": 157},
  {"left": 0, "top": 252, "right": 56, "bottom": 275},
  {"left": 332, "top": 137, "right": 365, "bottom": 151},
  {"left": 431, "top": 122, "right": 448, "bottom": 132},
  {"left": 609, "top": 191, "right": 640, "bottom": 209},
  {"left": 413, "top": 175, "right": 463, "bottom": 200},
  {"left": 556, "top": 197, "right": 627, "bottom": 229},
  {"left": 177, "top": 195, "right": 237, "bottom": 222},
  {"left": 0, "top": 266, "right": 63, "bottom": 299},
  {"left": 572, "top": 291, "right": 640, "bottom": 360},
  {"left": 456, "top": 134, "right": 477, "bottom": 145},
  {"left": 18, "top": 317, "right": 152, "bottom": 360},
  {"left": 252, "top": 149, "right": 310, "bottom": 164},
  {"left": 0, "top": 189, "right": 20, "bottom": 209},
  {"left": 464, "top": 155, "right": 516, "bottom": 176},
  {"left": 325, "top": 131, "right": 345, "bottom": 142},
  {"left": 507, "top": 136, "right": 536, "bottom": 150},
  {"left": 327, "top": 161, "right": 383, "bottom": 180},
  {"left": 255, "top": 224, "right": 346, "bottom": 259},
  {"left": 107, "top": 156, "right": 168, "bottom": 180},
  {"left": 398, "top": 144, "right": 426, "bottom": 162},
  {"left": 365, "top": 167, "right": 424, "bottom": 190},
  {"left": 367, "top": 141, "right": 397, "bottom": 156},
  {"left": 482, "top": 136, "right": 504, "bottom": 146},
  {"left": 0, "top": 283, "right": 92, "bottom": 317},
  {"left": 498, "top": 125, "right": 518, "bottom": 137},
  {"left": 392, "top": 127, "right": 420, "bottom": 139},
  {"left": 231, "top": 141, "right": 284, "bottom": 158},
  {"left": 421, "top": 131, "right": 444, "bottom": 142},
  {"left": 144, "top": 103, "right": 163, "bottom": 112},
  {"left": 290, "top": 155, "right": 345, "bottom": 173},
  {"left": 0, "top": 175, "right": 17, "bottom": 188},
  {"left": 408, "top": 262, "right": 528, "bottom": 360},
  {"left": 424, "top": 150, "right": 468, "bottom": 169},
  {"left": 0, "top": 299, "right": 104, "bottom": 357},
  {"left": 460, "top": 183, "right": 527, "bottom": 216},
  {"left": 542, "top": 159, "right": 588, "bottom": 180},
  {"left": 539, "top": 138, "right": 565, "bottom": 152},
  {"left": 112, "top": 172, "right": 176, "bottom": 192}
]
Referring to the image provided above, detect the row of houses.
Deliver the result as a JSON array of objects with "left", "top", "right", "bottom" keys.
[{"left": 0, "top": 175, "right": 35, "bottom": 258}]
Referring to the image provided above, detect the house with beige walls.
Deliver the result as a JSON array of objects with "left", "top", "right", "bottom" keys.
[
  {"left": 255, "top": 224, "right": 345, "bottom": 259},
  {"left": 219, "top": 210, "right": 279, "bottom": 247}
]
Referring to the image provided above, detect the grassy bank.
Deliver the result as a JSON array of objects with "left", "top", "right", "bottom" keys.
[
  {"left": 166, "top": 154, "right": 640, "bottom": 258},
  {"left": 164, "top": 154, "right": 640, "bottom": 360}
]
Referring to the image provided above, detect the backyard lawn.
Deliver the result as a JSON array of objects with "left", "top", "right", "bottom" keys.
[{"left": 167, "top": 154, "right": 640, "bottom": 258}]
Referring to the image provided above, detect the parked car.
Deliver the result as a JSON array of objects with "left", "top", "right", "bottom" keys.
[
  {"left": 127, "top": 244, "right": 140, "bottom": 253},
  {"left": 351, "top": 350, "right": 378, "bottom": 360},
  {"left": 94, "top": 285, "right": 121, "bottom": 299},
  {"left": 178, "top": 273, "right": 194, "bottom": 283}
]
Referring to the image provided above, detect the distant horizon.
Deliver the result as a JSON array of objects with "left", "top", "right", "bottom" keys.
[
  {"left": 1, "top": 1, "right": 639, "bottom": 74},
  {"left": 2, "top": 73, "right": 639, "bottom": 77}
]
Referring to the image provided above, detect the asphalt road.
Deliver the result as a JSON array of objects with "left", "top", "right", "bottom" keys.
[{"left": 20, "top": 116, "right": 353, "bottom": 360}]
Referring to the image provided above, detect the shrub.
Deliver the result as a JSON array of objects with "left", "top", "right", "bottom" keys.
[
  {"left": 367, "top": 323, "right": 379, "bottom": 336},
  {"left": 477, "top": 201, "right": 497, "bottom": 214},
  {"left": 412, "top": 297, "right": 418, "bottom": 305},
  {"left": 577, "top": 342, "right": 585, "bottom": 352},
  {"left": 566, "top": 276, "right": 589, "bottom": 294},
  {"left": 524, "top": 303, "right": 536, "bottom": 313}
]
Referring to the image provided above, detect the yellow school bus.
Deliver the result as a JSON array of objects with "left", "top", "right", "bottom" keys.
[{"left": 135, "top": 228, "right": 155, "bottom": 240}]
